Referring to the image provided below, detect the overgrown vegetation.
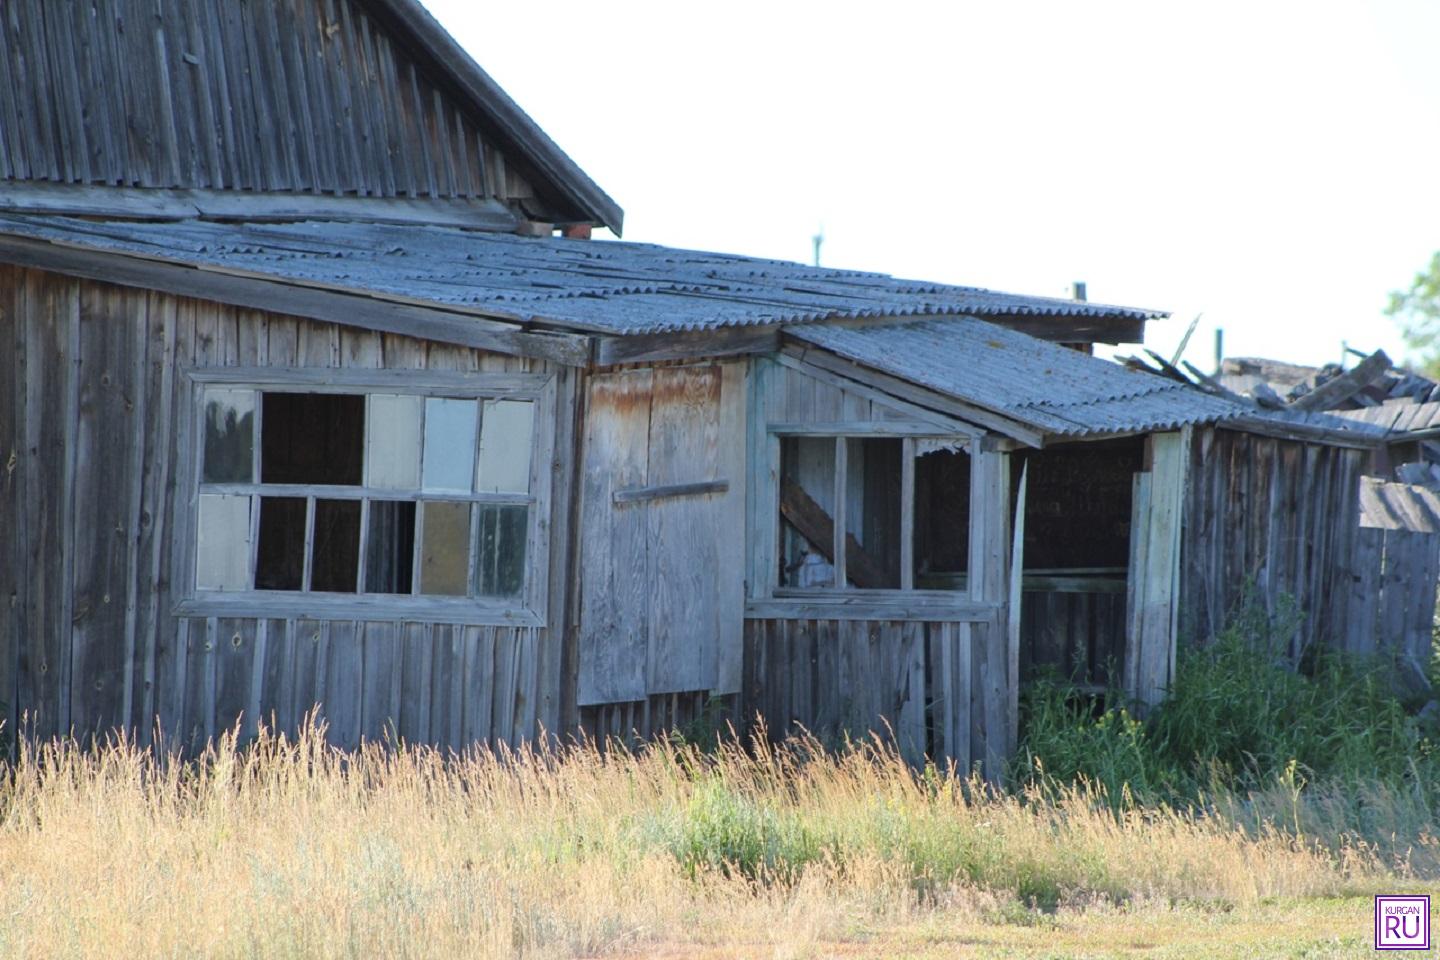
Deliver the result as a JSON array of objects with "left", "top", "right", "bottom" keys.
[
  {"left": 0, "top": 711, "right": 1419, "bottom": 958},
  {"left": 1, "top": 600, "right": 1435, "bottom": 956},
  {"left": 1015, "top": 597, "right": 1440, "bottom": 826}
]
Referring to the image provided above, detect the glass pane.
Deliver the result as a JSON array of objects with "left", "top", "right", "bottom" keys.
[
  {"left": 201, "top": 388, "right": 254, "bottom": 483},
  {"left": 196, "top": 494, "right": 251, "bottom": 590},
  {"left": 261, "top": 393, "right": 364, "bottom": 485},
  {"left": 255, "top": 496, "right": 307, "bottom": 591},
  {"left": 914, "top": 443, "right": 971, "bottom": 589},
  {"left": 778, "top": 436, "right": 836, "bottom": 588},
  {"left": 476, "top": 400, "right": 534, "bottom": 494},
  {"left": 365, "top": 500, "right": 416, "bottom": 595},
  {"left": 846, "top": 438, "right": 902, "bottom": 589},
  {"left": 474, "top": 504, "right": 527, "bottom": 598},
  {"left": 365, "top": 394, "right": 422, "bottom": 489},
  {"left": 421, "top": 398, "right": 477, "bottom": 493},
  {"left": 311, "top": 499, "right": 361, "bottom": 593},
  {"left": 418, "top": 500, "right": 471, "bottom": 596}
]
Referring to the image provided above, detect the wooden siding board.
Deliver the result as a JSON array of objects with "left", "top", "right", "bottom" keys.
[
  {"left": 69, "top": 283, "right": 140, "bottom": 735},
  {"left": 0, "top": 0, "right": 509, "bottom": 203},
  {"left": 645, "top": 366, "right": 723, "bottom": 695},
  {"left": 576, "top": 370, "right": 653, "bottom": 705},
  {"left": 0, "top": 268, "right": 21, "bottom": 740}
]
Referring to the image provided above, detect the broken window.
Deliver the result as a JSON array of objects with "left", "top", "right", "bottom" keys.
[
  {"left": 192, "top": 383, "right": 538, "bottom": 604},
  {"left": 777, "top": 434, "right": 969, "bottom": 592}
]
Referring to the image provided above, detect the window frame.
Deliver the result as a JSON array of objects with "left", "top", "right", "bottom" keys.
[
  {"left": 174, "top": 366, "right": 556, "bottom": 626},
  {"left": 749, "top": 423, "right": 998, "bottom": 620}
]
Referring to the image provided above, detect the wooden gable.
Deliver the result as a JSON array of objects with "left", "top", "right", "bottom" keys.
[{"left": 0, "top": 0, "right": 620, "bottom": 231}]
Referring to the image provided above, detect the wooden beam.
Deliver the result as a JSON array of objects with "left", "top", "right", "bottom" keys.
[
  {"left": 769, "top": 351, "right": 990, "bottom": 437},
  {"left": 0, "top": 182, "right": 523, "bottom": 230},
  {"left": 0, "top": 233, "right": 592, "bottom": 365},
  {"left": 594, "top": 325, "right": 780, "bottom": 366},
  {"left": 984, "top": 313, "right": 1147, "bottom": 345},
  {"left": 612, "top": 479, "right": 729, "bottom": 504},
  {"left": 780, "top": 342, "right": 1047, "bottom": 447},
  {"left": 1227, "top": 415, "right": 1382, "bottom": 450},
  {"left": 1290, "top": 350, "right": 1392, "bottom": 411},
  {"left": 779, "top": 478, "right": 889, "bottom": 589}
]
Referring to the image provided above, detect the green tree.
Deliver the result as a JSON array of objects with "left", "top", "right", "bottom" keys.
[{"left": 1387, "top": 251, "right": 1440, "bottom": 378}]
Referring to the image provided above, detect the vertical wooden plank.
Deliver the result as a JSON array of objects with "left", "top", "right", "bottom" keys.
[
  {"left": 714, "top": 361, "right": 747, "bottom": 696},
  {"left": 19, "top": 272, "right": 77, "bottom": 737},
  {"left": 576, "top": 370, "right": 652, "bottom": 705},
  {"left": 1006, "top": 463, "right": 1027, "bottom": 754},
  {"left": 397, "top": 622, "right": 432, "bottom": 744},
  {"left": 360, "top": 621, "right": 400, "bottom": 743},
  {"left": 324, "top": 621, "right": 361, "bottom": 750},
  {"left": 646, "top": 366, "right": 722, "bottom": 694},
  {"left": 70, "top": 282, "right": 139, "bottom": 737},
  {"left": 1125, "top": 473, "right": 1153, "bottom": 698},
  {"left": 0, "top": 267, "right": 22, "bottom": 741},
  {"left": 257, "top": 618, "right": 291, "bottom": 735},
  {"left": 213, "top": 618, "right": 256, "bottom": 740}
]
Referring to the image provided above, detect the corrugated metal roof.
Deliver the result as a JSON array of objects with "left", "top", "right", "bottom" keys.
[
  {"left": 0, "top": 214, "right": 1165, "bottom": 336},
  {"left": 788, "top": 316, "right": 1250, "bottom": 438}
]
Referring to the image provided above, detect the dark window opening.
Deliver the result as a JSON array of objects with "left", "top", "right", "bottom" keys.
[
  {"left": 261, "top": 392, "right": 364, "bottom": 485},
  {"left": 365, "top": 500, "right": 416, "bottom": 594},
  {"left": 914, "top": 445, "right": 971, "bottom": 588},
  {"left": 311, "top": 499, "right": 361, "bottom": 592},
  {"left": 255, "top": 496, "right": 306, "bottom": 591}
]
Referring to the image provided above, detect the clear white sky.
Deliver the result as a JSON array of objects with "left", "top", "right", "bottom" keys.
[{"left": 422, "top": 0, "right": 1440, "bottom": 371}]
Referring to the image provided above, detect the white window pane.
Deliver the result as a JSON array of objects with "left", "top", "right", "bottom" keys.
[
  {"left": 196, "top": 494, "right": 251, "bottom": 590},
  {"left": 202, "top": 388, "right": 254, "bottom": 484},
  {"left": 365, "top": 394, "right": 422, "bottom": 489},
  {"left": 476, "top": 399, "right": 534, "bottom": 494},
  {"left": 421, "top": 398, "right": 478, "bottom": 493}
]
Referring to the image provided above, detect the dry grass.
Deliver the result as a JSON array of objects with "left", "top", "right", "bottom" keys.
[{"left": 0, "top": 720, "right": 1431, "bottom": 959}]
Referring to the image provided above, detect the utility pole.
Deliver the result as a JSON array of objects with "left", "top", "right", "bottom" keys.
[{"left": 812, "top": 229, "right": 823, "bottom": 268}]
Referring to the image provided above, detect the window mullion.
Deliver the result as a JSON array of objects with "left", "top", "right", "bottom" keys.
[
  {"left": 410, "top": 503, "right": 425, "bottom": 596},
  {"left": 900, "top": 438, "right": 915, "bottom": 591},
  {"left": 302, "top": 495, "right": 316, "bottom": 592},
  {"left": 833, "top": 436, "right": 847, "bottom": 591},
  {"left": 356, "top": 497, "right": 371, "bottom": 593}
]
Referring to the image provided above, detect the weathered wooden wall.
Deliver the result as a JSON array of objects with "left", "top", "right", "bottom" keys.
[
  {"left": 741, "top": 618, "right": 1006, "bottom": 772},
  {"left": 0, "top": 265, "right": 575, "bottom": 750},
  {"left": 1018, "top": 589, "right": 1126, "bottom": 687},
  {"left": 575, "top": 362, "right": 747, "bottom": 708},
  {"left": 1180, "top": 427, "right": 1366, "bottom": 659},
  {"left": 0, "top": 0, "right": 535, "bottom": 203}
]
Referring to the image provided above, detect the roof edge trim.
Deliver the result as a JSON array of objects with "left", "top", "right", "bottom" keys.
[{"left": 372, "top": 0, "right": 625, "bottom": 235}]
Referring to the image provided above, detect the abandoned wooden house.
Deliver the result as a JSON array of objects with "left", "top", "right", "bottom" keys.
[{"left": 0, "top": 0, "right": 1427, "bottom": 774}]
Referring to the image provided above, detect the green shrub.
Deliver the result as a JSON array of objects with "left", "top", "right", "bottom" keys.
[{"left": 1015, "top": 598, "right": 1440, "bottom": 805}]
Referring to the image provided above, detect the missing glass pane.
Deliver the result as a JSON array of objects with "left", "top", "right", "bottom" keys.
[
  {"left": 421, "top": 398, "right": 478, "bottom": 493},
  {"left": 202, "top": 388, "right": 255, "bottom": 483},
  {"left": 255, "top": 496, "right": 307, "bottom": 591},
  {"left": 778, "top": 436, "right": 837, "bottom": 588},
  {"left": 914, "top": 444, "right": 971, "bottom": 588},
  {"left": 418, "top": 500, "right": 471, "bottom": 596},
  {"left": 311, "top": 499, "right": 361, "bottom": 593},
  {"left": 846, "top": 438, "right": 902, "bottom": 589},
  {"left": 365, "top": 500, "right": 416, "bottom": 595},
  {"left": 475, "top": 504, "right": 527, "bottom": 598},
  {"left": 261, "top": 393, "right": 364, "bottom": 485}
]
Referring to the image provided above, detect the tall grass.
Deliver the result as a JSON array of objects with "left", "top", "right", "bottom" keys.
[{"left": 0, "top": 718, "right": 1406, "bottom": 959}]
